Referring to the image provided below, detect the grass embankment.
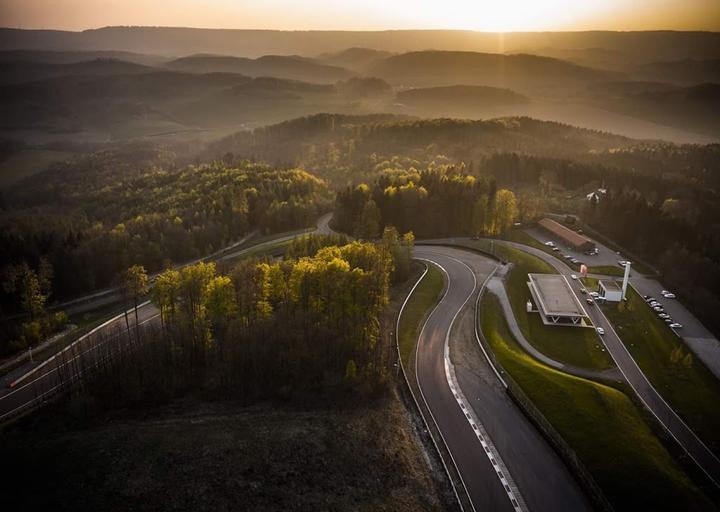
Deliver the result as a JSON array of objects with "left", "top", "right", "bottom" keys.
[
  {"left": 603, "top": 287, "right": 720, "bottom": 454},
  {"left": 1, "top": 397, "right": 446, "bottom": 512},
  {"left": 398, "top": 264, "right": 445, "bottom": 366},
  {"left": 588, "top": 266, "right": 625, "bottom": 277},
  {"left": 481, "top": 293, "right": 713, "bottom": 511},
  {"left": 466, "top": 239, "right": 613, "bottom": 372}
]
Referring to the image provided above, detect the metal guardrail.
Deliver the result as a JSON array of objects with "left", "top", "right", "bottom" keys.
[{"left": 394, "top": 263, "right": 469, "bottom": 512}]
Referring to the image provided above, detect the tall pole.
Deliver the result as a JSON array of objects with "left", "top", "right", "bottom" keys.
[{"left": 621, "top": 262, "right": 631, "bottom": 300}]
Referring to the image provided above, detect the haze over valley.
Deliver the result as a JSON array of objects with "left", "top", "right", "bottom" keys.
[{"left": 2, "top": 3, "right": 720, "bottom": 512}]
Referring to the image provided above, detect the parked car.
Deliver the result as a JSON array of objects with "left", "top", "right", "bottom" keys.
[
  {"left": 571, "top": 274, "right": 578, "bottom": 280},
  {"left": 643, "top": 295, "right": 651, "bottom": 300},
  {"left": 662, "top": 293, "right": 676, "bottom": 299},
  {"left": 653, "top": 306, "right": 664, "bottom": 312},
  {"left": 552, "top": 247, "right": 560, "bottom": 252},
  {"left": 564, "top": 255, "right": 573, "bottom": 260},
  {"left": 580, "top": 288, "right": 587, "bottom": 294},
  {"left": 586, "top": 298, "right": 594, "bottom": 305},
  {"left": 545, "top": 241, "right": 555, "bottom": 247},
  {"left": 670, "top": 323, "right": 683, "bottom": 329},
  {"left": 590, "top": 292, "right": 599, "bottom": 298},
  {"left": 658, "top": 313, "right": 670, "bottom": 319},
  {"left": 596, "top": 327, "right": 605, "bottom": 335},
  {"left": 571, "top": 258, "right": 580, "bottom": 264}
]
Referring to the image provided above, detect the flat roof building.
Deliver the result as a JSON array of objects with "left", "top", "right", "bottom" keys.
[
  {"left": 599, "top": 280, "right": 623, "bottom": 302},
  {"left": 527, "top": 273, "right": 591, "bottom": 327},
  {"left": 538, "top": 218, "right": 595, "bottom": 252}
]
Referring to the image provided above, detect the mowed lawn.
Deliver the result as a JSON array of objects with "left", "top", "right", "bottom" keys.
[
  {"left": 482, "top": 240, "right": 614, "bottom": 372},
  {"left": 481, "top": 293, "right": 713, "bottom": 511},
  {"left": 603, "top": 287, "right": 720, "bottom": 454},
  {"left": 0, "top": 149, "right": 72, "bottom": 188},
  {"left": 398, "top": 263, "right": 445, "bottom": 366}
]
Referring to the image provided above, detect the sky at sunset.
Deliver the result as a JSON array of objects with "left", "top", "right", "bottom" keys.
[{"left": 1, "top": 0, "right": 719, "bottom": 32}]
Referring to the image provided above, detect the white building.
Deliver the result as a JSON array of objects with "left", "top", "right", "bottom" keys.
[{"left": 599, "top": 280, "right": 622, "bottom": 302}]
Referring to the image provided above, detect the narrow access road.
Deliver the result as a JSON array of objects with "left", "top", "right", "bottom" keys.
[
  {"left": 0, "top": 216, "right": 334, "bottom": 424},
  {"left": 0, "top": 301, "right": 160, "bottom": 422}
]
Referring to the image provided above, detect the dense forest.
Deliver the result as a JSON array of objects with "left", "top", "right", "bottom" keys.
[
  {"left": 86, "top": 233, "right": 413, "bottom": 406},
  {"left": 585, "top": 190, "right": 720, "bottom": 335},
  {"left": 215, "top": 114, "right": 720, "bottom": 336},
  {"left": 0, "top": 144, "right": 331, "bottom": 330},
  {"left": 335, "top": 167, "right": 519, "bottom": 238}
]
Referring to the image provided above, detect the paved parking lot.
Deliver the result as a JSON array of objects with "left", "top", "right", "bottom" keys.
[
  {"left": 525, "top": 226, "right": 622, "bottom": 268},
  {"left": 524, "top": 226, "right": 720, "bottom": 379}
]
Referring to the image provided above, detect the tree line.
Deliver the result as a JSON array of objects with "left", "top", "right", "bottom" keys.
[
  {"left": 0, "top": 151, "right": 331, "bottom": 307},
  {"left": 585, "top": 190, "right": 720, "bottom": 337},
  {"left": 334, "top": 167, "right": 519, "bottom": 239},
  {"left": 82, "top": 233, "right": 414, "bottom": 408}
]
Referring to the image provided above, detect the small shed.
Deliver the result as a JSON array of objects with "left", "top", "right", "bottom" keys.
[{"left": 599, "top": 280, "right": 622, "bottom": 302}]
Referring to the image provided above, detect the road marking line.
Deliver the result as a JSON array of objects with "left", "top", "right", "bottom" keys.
[
  {"left": 418, "top": 253, "right": 527, "bottom": 512},
  {"left": 395, "top": 264, "right": 469, "bottom": 512}
]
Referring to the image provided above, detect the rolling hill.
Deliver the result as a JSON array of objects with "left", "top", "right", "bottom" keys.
[
  {"left": 397, "top": 85, "right": 528, "bottom": 108},
  {"left": 367, "top": 51, "right": 616, "bottom": 94},
  {"left": 0, "top": 49, "right": 169, "bottom": 66},
  {"left": 636, "top": 58, "right": 720, "bottom": 85},
  {"left": 165, "top": 54, "right": 354, "bottom": 83},
  {"left": 0, "top": 58, "right": 156, "bottom": 86},
  {"left": 2, "top": 27, "right": 719, "bottom": 62},
  {"left": 318, "top": 47, "right": 394, "bottom": 72}
]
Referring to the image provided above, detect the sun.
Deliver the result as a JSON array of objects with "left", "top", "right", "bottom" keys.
[{"left": 382, "top": 0, "right": 622, "bottom": 31}]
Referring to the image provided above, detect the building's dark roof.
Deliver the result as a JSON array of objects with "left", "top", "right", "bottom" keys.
[{"left": 538, "top": 218, "right": 594, "bottom": 249}]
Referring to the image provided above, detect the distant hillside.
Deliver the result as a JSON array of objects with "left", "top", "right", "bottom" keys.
[
  {"left": 0, "top": 49, "right": 169, "bottom": 66},
  {"left": 583, "top": 82, "right": 720, "bottom": 137},
  {"left": 165, "top": 54, "right": 354, "bottom": 83},
  {"left": 396, "top": 85, "right": 528, "bottom": 108},
  {"left": 368, "top": 51, "right": 615, "bottom": 94},
  {"left": 520, "top": 47, "right": 638, "bottom": 71},
  {"left": 637, "top": 59, "right": 720, "bottom": 85},
  {"left": 0, "top": 58, "right": 155, "bottom": 85},
  {"left": 2, "top": 27, "right": 719, "bottom": 62},
  {"left": 0, "top": 70, "right": 252, "bottom": 135},
  {"left": 318, "top": 47, "right": 393, "bottom": 72},
  {"left": 210, "top": 114, "right": 635, "bottom": 174},
  {"left": 584, "top": 80, "right": 678, "bottom": 97}
]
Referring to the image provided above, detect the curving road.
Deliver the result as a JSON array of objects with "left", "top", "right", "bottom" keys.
[
  {"left": 0, "top": 301, "right": 161, "bottom": 422},
  {"left": 0, "top": 216, "right": 334, "bottom": 424},
  {"left": 411, "top": 246, "right": 591, "bottom": 512}
]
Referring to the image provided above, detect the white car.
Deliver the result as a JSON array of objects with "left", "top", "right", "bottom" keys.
[
  {"left": 670, "top": 323, "right": 683, "bottom": 329},
  {"left": 552, "top": 247, "right": 560, "bottom": 252},
  {"left": 571, "top": 274, "right": 578, "bottom": 280},
  {"left": 662, "top": 293, "right": 676, "bottom": 299},
  {"left": 545, "top": 241, "right": 555, "bottom": 247},
  {"left": 596, "top": 327, "right": 605, "bottom": 335},
  {"left": 658, "top": 313, "right": 670, "bottom": 319},
  {"left": 590, "top": 292, "right": 599, "bottom": 298}
]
